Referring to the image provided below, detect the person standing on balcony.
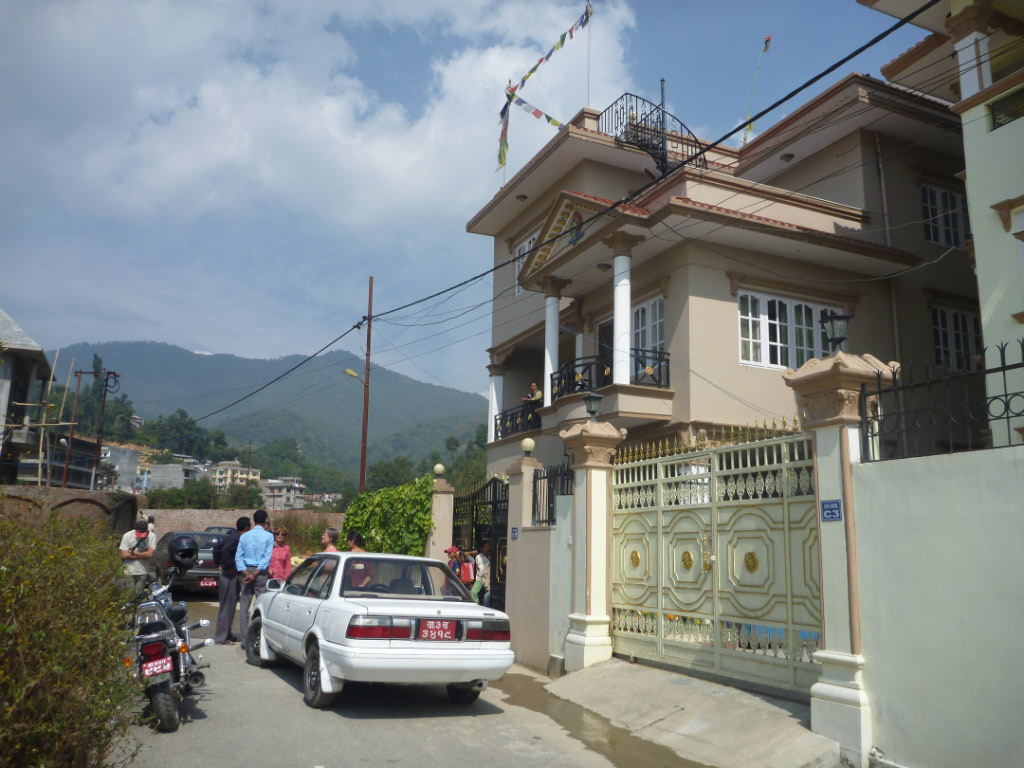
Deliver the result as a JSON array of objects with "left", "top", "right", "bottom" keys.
[{"left": 521, "top": 381, "right": 542, "bottom": 428}]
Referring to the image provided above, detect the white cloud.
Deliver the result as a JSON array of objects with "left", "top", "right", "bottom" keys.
[{"left": 1, "top": 0, "right": 638, "bottom": 392}]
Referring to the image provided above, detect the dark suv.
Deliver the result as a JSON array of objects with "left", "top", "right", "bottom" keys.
[{"left": 149, "top": 530, "right": 224, "bottom": 591}]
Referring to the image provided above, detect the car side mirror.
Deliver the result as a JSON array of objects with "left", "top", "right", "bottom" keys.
[{"left": 267, "top": 578, "right": 283, "bottom": 592}]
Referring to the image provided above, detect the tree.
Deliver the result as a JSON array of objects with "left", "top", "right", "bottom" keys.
[
  {"left": 366, "top": 456, "right": 415, "bottom": 491},
  {"left": 222, "top": 481, "right": 264, "bottom": 510},
  {"left": 445, "top": 435, "right": 460, "bottom": 463}
]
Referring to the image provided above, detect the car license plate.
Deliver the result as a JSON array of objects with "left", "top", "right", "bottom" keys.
[
  {"left": 419, "top": 619, "right": 456, "bottom": 641},
  {"left": 142, "top": 656, "right": 173, "bottom": 677},
  {"left": 199, "top": 577, "right": 218, "bottom": 588}
]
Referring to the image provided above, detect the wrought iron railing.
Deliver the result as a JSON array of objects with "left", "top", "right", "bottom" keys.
[
  {"left": 493, "top": 402, "right": 540, "bottom": 441},
  {"left": 550, "top": 348, "right": 670, "bottom": 402},
  {"left": 598, "top": 93, "right": 707, "bottom": 176},
  {"left": 531, "top": 463, "right": 575, "bottom": 526},
  {"left": 860, "top": 340, "right": 1024, "bottom": 462}
]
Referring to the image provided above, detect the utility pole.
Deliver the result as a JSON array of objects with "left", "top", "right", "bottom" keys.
[
  {"left": 37, "top": 349, "right": 59, "bottom": 486},
  {"left": 359, "top": 276, "right": 373, "bottom": 494},
  {"left": 89, "top": 370, "right": 119, "bottom": 491},
  {"left": 246, "top": 442, "right": 253, "bottom": 508}
]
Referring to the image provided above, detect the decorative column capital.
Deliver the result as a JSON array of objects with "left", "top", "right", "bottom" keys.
[
  {"left": 559, "top": 420, "right": 628, "bottom": 469},
  {"left": 783, "top": 352, "right": 896, "bottom": 429},
  {"left": 539, "top": 276, "right": 571, "bottom": 298},
  {"left": 946, "top": 0, "right": 994, "bottom": 41},
  {"left": 601, "top": 231, "right": 645, "bottom": 258},
  {"left": 486, "top": 362, "right": 505, "bottom": 377}
]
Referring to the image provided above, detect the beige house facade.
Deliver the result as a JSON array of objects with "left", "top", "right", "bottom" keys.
[
  {"left": 470, "top": 74, "right": 978, "bottom": 472},
  {"left": 210, "top": 459, "right": 260, "bottom": 493}
]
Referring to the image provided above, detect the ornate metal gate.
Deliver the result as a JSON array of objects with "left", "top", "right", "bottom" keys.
[
  {"left": 610, "top": 433, "right": 821, "bottom": 696},
  {"left": 452, "top": 477, "right": 508, "bottom": 610}
]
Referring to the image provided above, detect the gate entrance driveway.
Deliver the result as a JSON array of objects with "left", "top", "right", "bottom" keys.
[{"left": 610, "top": 434, "right": 822, "bottom": 696}]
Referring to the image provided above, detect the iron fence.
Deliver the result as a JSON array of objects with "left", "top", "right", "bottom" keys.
[
  {"left": 860, "top": 339, "right": 1024, "bottom": 461},
  {"left": 493, "top": 401, "right": 540, "bottom": 440},
  {"left": 531, "top": 463, "right": 574, "bottom": 526}
]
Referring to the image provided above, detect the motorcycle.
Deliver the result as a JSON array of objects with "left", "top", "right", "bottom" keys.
[{"left": 125, "top": 534, "right": 213, "bottom": 732}]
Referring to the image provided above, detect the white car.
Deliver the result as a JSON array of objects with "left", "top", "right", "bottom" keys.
[{"left": 245, "top": 552, "right": 515, "bottom": 707}]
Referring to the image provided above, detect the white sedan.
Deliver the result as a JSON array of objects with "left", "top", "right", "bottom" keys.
[{"left": 245, "top": 552, "right": 515, "bottom": 707}]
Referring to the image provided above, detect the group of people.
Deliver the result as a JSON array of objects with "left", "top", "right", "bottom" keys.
[{"left": 444, "top": 540, "right": 493, "bottom": 606}]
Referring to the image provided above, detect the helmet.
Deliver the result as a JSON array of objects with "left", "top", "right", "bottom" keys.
[{"left": 168, "top": 534, "right": 198, "bottom": 570}]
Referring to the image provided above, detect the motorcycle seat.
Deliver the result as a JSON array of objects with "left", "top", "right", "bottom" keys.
[{"left": 138, "top": 619, "right": 171, "bottom": 636}]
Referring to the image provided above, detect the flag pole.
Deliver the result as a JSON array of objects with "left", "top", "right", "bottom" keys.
[{"left": 742, "top": 35, "right": 771, "bottom": 146}]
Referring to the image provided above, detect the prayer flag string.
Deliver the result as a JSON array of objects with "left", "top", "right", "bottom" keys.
[{"left": 497, "top": 2, "right": 592, "bottom": 170}]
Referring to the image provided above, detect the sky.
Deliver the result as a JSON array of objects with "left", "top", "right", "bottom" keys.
[{"left": 0, "top": 0, "right": 929, "bottom": 400}]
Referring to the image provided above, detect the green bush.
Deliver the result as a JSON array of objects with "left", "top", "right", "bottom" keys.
[
  {"left": 269, "top": 512, "right": 331, "bottom": 558},
  {"left": 343, "top": 474, "right": 434, "bottom": 555},
  {"left": 0, "top": 510, "right": 139, "bottom": 768}
]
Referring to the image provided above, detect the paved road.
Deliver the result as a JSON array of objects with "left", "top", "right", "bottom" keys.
[{"left": 124, "top": 596, "right": 684, "bottom": 768}]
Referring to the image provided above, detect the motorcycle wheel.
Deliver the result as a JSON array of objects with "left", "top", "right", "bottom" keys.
[{"left": 149, "top": 681, "right": 180, "bottom": 732}]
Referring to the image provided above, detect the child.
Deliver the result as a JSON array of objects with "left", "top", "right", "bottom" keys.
[{"left": 459, "top": 551, "right": 475, "bottom": 587}]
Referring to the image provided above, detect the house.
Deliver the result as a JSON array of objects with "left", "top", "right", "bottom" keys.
[
  {"left": 0, "top": 309, "right": 52, "bottom": 483},
  {"left": 209, "top": 459, "right": 260, "bottom": 493},
  {"left": 261, "top": 476, "right": 306, "bottom": 510},
  {"left": 862, "top": 0, "right": 1024, "bottom": 445},
  {"left": 148, "top": 458, "right": 207, "bottom": 490},
  {"left": 469, "top": 73, "right": 978, "bottom": 473}
]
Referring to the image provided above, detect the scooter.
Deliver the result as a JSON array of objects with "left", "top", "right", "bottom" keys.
[{"left": 125, "top": 535, "right": 213, "bottom": 732}]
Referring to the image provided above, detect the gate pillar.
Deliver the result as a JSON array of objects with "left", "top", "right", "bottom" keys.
[
  {"left": 784, "top": 352, "right": 893, "bottom": 768},
  {"left": 559, "top": 419, "right": 626, "bottom": 672},
  {"left": 426, "top": 467, "right": 454, "bottom": 561}
]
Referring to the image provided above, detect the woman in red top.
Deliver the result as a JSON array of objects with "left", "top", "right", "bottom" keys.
[{"left": 269, "top": 527, "right": 292, "bottom": 581}]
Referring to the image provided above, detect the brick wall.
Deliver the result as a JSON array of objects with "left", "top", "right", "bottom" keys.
[
  {"left": 0, "top": 485, "right": 137, "bottom": 532},
  {"left": 145, "top": 508, "right": 346, "bottom": 537}
]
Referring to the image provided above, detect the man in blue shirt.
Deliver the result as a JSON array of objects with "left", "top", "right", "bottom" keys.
[{"left": 235, "top": 509, "right": 274, "bottom": 641}]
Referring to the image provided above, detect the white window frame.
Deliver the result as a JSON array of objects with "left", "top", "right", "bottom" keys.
[
  {"left": 931, "top": 305, "right": 982, "bottom": 371},
  {"left": 738, "top": 291, "right": 837, "bottom": 369},
  {"left": 632, "top": 296, "right": 665, "bottom": 352},
  {"left": 921, "top": 183, "right": 971, "bottom": 247},
  {"left": 513, "top": 231, "right": 539, "bottom": 296}
]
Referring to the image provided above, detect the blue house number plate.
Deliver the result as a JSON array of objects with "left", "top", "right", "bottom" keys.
[{"left": 820, "top": 500, "right": 842, "bottom": 522}]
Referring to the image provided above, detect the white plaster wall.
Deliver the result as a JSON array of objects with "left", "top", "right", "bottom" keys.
[{"left": 853, "top": 445, "right": 1024, "bottom": 768}]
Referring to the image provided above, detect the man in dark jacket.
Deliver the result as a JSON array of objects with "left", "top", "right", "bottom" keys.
[{"left": 213, "top": 516, "right": 250, "bottom": 645}]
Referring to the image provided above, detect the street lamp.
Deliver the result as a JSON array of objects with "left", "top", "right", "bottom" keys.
[
  {"left": 581, "top": 390, "right": 604, "bottom": 421},
  {"left": 345, "top": 368, "right": 370, "bottom": 493},
  {"left": 819, "top": 310, "right": 852, "bottom": 353}
]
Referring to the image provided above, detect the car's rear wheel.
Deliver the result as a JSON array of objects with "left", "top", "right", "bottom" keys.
[
  {"left": 245, "top": 615, "right": 272, "bottom": 667},
  {"left": 447, "top": 684, "right": 481, "bottom": 705},
  {"left": 302, "top": 643, "right": 337, "bottom": 708}
]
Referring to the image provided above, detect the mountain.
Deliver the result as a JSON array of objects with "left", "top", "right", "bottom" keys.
[{"left": 48, "top": 341, "right": 486, "bottom": 473}]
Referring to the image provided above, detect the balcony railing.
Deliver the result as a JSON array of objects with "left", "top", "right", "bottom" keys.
[
  {"left": 494, "top": 402, "right": 541, "bottom": 441},
  {"left": 598, "top": 93, "right": 707, "bottom": 176},
  {"left": 550, "top": 348, "right": 670, "bottom": 402}
]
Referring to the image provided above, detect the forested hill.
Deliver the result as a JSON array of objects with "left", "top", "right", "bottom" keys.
[{"left": 48, "top": 341, "right": 486, "bottom": 473}]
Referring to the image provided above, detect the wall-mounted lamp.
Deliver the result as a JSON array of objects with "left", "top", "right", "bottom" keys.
[
  {"left": 581, "top": 391, "right": 604, "bottom": 421},
  {"left": 515, "top": 194, "right": 528, "bottom": 202},
  {"left": 780, "top": 152, "right": 795, "bottom": 163},
  {"left": 596, "top": 262, "right": 612, "bottom": 272},
  {"left": 819, "top": 310, "right": 852, "bottom": 353}
]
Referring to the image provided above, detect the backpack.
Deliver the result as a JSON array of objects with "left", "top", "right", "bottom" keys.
[{"left": 460, "top": 559, "right": 474, "bottom": 584}]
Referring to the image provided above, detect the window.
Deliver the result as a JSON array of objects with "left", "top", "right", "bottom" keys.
[
  {"left": 513, "top": 231, "right": 539, "bottom": 295},
  {"left": 632, "top": 297, "right": 665, "bottom": 352},
  {"left": 932, "top": 306, "right": 982, "bottom": 371},
  {"left": 738, "top": 291, "right": 836, "bottom": 369},
  {"left": 921, "top": 183, "right": 971, "bottom": 247}
]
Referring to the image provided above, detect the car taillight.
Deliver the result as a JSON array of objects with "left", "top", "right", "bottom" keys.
[
  {"left": 141, "top": 641, "right": 167, "bottom": 658},
  {"left": 465, "top": 619, "right": 511, "bottom": 642},
  {"left": 346, "top": 616, "right": 412, "bottom": 639}
]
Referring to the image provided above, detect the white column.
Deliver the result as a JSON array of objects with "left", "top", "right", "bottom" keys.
[
  {"left": 613, "top": 253, "right": 631, "bottom": 386},
  {"left": 486, "top": 364, "right": 504, "bottom": 443},
  {"left": 954, "top": 31, "right": 992, "bottom": 100},
  {"left": 575, "top": 330, "right": 584, "bottom": 362},
  {"left": 544, "top": 294, "right": 559, "bottom": 407}
]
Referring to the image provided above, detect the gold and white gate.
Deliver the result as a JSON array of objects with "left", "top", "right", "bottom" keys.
[{"left": 610, "top": 433, "right": 821, "bottom": 696}]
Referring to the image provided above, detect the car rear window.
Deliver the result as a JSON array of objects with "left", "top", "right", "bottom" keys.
[
  {"left": 190, "top": 533, "right": 221, "bottom": 549},
  {"left": 341, "top": 559, "right": 472, "bottom": 602}
]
